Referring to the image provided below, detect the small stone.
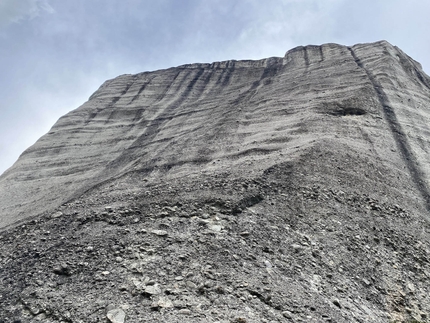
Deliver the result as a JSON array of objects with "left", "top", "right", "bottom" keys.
[
  {"left": 35, "top": 313, "right": 47, "bottom": 321},
  {"left": 333, "top": 299, "right": 341, "bottom": 308},
  {"left": 106, "top": 308, "right": 126, "bottom": 323},
  {"left": 164, "top": 206, "right": 177, "bottom": 212},
  {"left": 144, "top": 284, "right": 162, "bottom": 295},
  {"left": 51, "top": 211, "right": 63, "bottom": 218},
  {"left": 151, "top": 230, "right": 168, "bottom": 236},
  {"left": 173, "top": 300, "right": 186, "bottom": 308},
  {"left": 178, "top": 309, "right": 191, "bottom": 315},
  {"left": 53, "top": 263, "right": 71, "bottom": 276},
  {"left": 151, "top": 296, "right": 173, "bottom": 309},
  {"left": 209, "top": 224, "right": 223, "bottom": 232},
  {"left": 291, "top": 244, "right": 303, "bottom": 252},
  {"left": 240, "top": 231, "right": 250, "bottom": 236},
  {"left": 204, "top": 280, "right": 215, "bottom": 288},
  {"left": 186, "top": 281, "right": 197, "bottom": 289},
  {"left": 28, "top": 305, "right": 41, "bottom": 315},
  {"left": 105, "top": 206, "right": 113, "bottom": 212},
  {"left": 406, "top": 282, "right": 415, "bottom": 294}
]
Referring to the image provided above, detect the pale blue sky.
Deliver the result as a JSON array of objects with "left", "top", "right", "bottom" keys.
[{"left": 1, "top": 0, "right": 429, "bottom": 175}]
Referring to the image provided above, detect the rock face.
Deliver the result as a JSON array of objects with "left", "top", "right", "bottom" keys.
[{"left": 1, "top": 41, "right": 430, "bottom": 322}]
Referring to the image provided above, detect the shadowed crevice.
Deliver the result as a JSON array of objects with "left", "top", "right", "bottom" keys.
[
  {"left": 220, "top": 61, "right": 236, "bottom": 86},
  {"left": 303, "top": 47, "right": 310, "bottom": 66},
  {"left": 130, "top": 77, "right": 155, "bottom": 103},
  {"left": 348, "top": 46, "right": 430, "bottom": 212},
  {"left": 319, "top": 46, "right": 324, "bottom": 62},
  {"left": 415, "top": 68, "right": 430, "bottom": 91}
]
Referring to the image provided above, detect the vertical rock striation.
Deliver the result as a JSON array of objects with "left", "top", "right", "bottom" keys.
[
  {"left": 1, "top": 41, "right": 430, "bottom": 322},
  {"left": 1, "top": 41, "right": 429, "bottom": 228}
]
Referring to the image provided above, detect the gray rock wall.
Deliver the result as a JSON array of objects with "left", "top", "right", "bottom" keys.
[{"left": 1, "top": 41, "right": 430, "bottom": 228}]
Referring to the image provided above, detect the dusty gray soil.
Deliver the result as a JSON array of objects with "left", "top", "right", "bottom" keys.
[{"left": 1, "top": 41, "right": 430, "bottom": 322}]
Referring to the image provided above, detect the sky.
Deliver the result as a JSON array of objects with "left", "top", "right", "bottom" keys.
[{"left": 1, "top": 0, "right": 429, "bottom": 175}]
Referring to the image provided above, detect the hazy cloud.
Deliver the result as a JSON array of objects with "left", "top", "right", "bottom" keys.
[{"left": 0, "top": 0, "right": 53, "bottom": 28}]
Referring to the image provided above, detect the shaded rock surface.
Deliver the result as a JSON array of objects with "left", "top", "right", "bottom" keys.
[{"left": 1, "top": 41, "right": 430, "bottom": 322}]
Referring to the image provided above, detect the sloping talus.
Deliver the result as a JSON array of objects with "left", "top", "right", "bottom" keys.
[{"left": 1, "top": 41, "right": 430, "bottom": 322}]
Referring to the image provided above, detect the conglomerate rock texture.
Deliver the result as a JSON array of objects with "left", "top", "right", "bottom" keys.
[{"left": 1, "top": 41, "right": 430, "bottom": 322}]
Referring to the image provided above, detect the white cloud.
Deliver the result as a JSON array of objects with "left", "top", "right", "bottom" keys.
[
  {"left": 0, "top": 0, "right": 53, "bottom": 28},
  {"left": 226, "top": 1, "right": 340, "bottom": 60}
]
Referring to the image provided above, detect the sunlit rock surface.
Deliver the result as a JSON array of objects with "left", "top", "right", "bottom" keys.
[{"left": 1, "top": 41, "right": 430, "bottom": 322}]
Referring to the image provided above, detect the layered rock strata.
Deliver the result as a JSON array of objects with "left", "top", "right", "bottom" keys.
[
  {"left": 1, "top": 41, "right": 430, "bottom": 228},
  {"left": 1, "top": 41, "right": 430, "bottom": 322}
]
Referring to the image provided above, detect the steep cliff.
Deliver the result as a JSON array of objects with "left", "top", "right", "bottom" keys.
[{"left": 1, "top": 41, "right": 430, "bottom": 322}]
